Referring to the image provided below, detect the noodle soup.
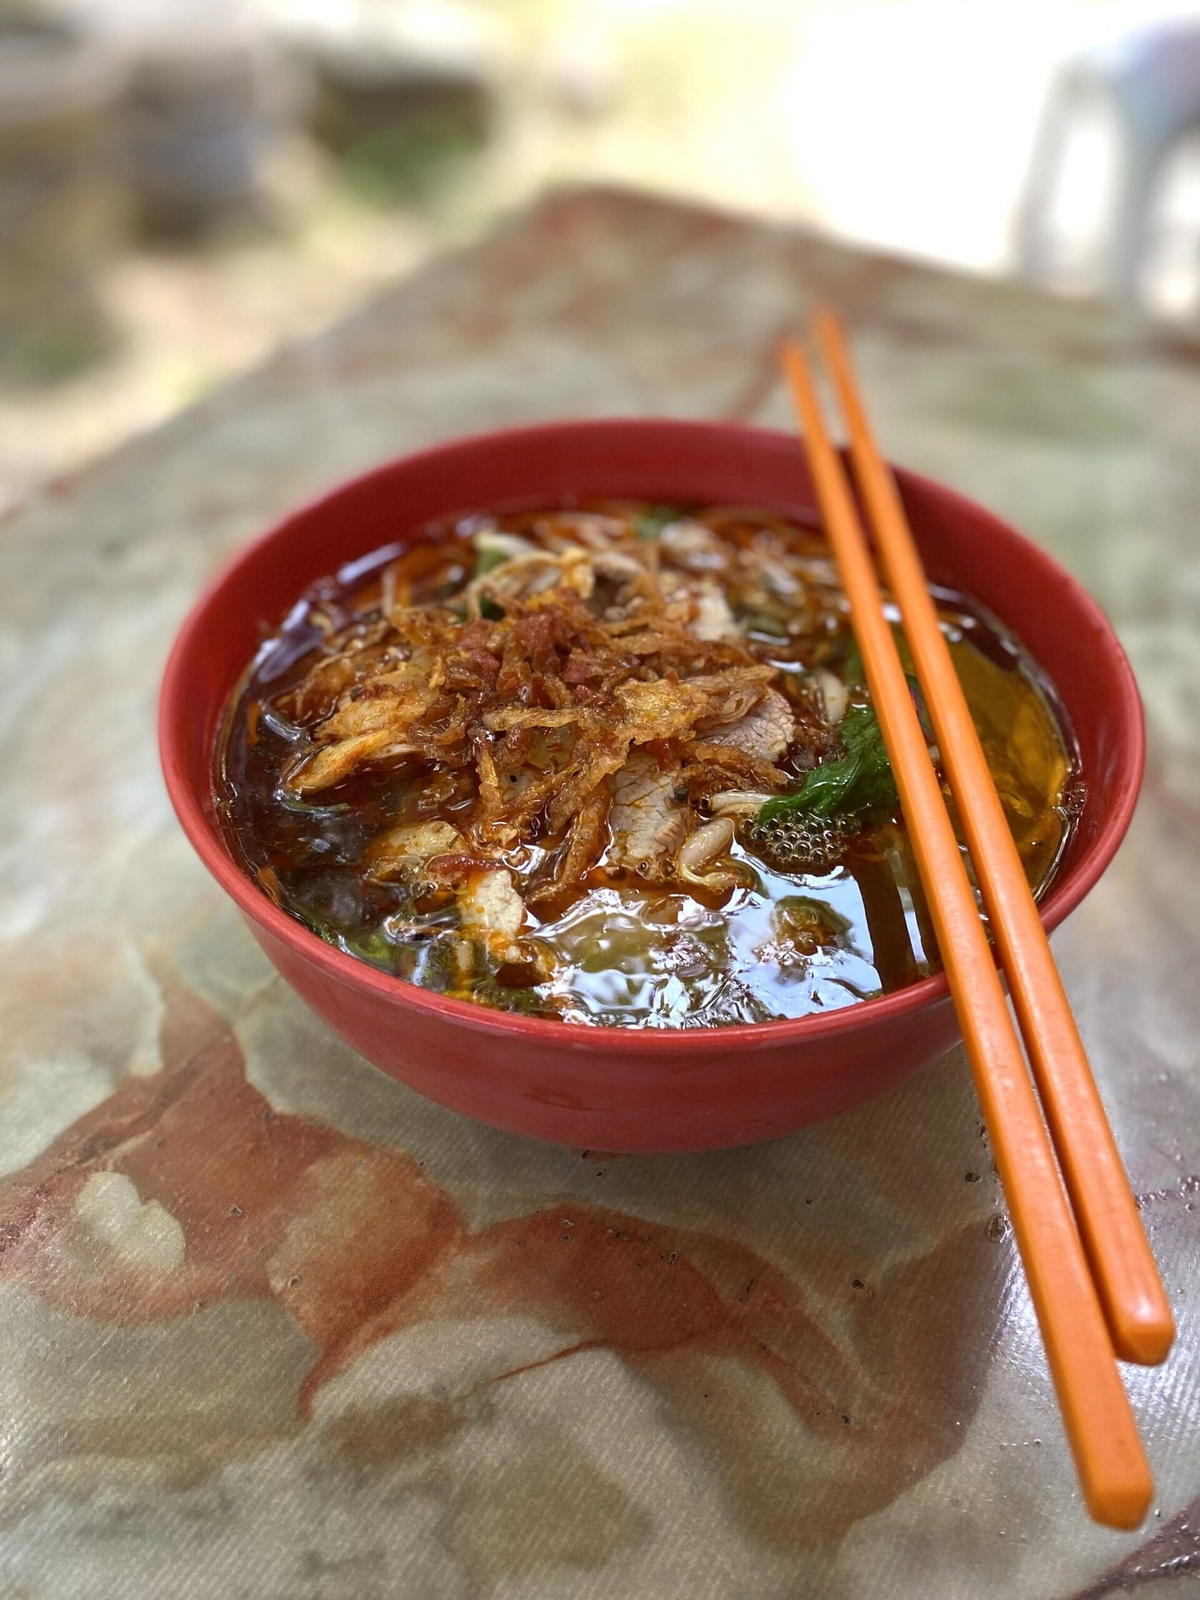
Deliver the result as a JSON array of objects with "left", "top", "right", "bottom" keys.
[{"left": 217, "top": 502, "right": 1079, "bottom": 1028}]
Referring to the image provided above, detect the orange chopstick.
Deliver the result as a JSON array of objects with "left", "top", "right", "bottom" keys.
[
  {"left": 815, "top": 310, "right": 1174, "bottom": 1370},
  {"left": 781, "top": 339, "right": 1152, "bottom": 1530}
]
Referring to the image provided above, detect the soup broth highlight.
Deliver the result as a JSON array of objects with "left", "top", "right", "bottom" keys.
[{"left": 218, "top": 502, "right": 1079, "bottom": 1027}]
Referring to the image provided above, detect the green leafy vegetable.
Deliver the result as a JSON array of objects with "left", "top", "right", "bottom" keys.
[
  {"left": 842, "top": 637, "right": 866, "bottom": 687},
  {"left": 635, "top": 504, "right": 684, "bottom": 541},
  {"left": 474, "top": 545, "right": 510, "bottom": 579},
  {"left": 479, "top": 596, "right": 505, "bottom": 621},
  {"left": 742, "top": 610, "right": 791, "bottom": 641},
  {"left": 842, "top": 636, "right": 933, "bottom": 736},
  {"left": 759, "top": 704, "right": 897, "bottom": 825},
  {"left": 341, "top": 928, "right": 397, "bottom": 967}
]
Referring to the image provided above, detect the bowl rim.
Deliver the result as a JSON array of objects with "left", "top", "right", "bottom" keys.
[{"left": 159, "top": 416, "right": 1145, "bottom": 1054}]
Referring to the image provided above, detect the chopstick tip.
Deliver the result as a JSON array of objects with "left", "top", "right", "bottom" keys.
[
  {"left": 1087, "top": 1469, "right": 1154, "bottom": 1532},
  {"left": 1111, "top": 1305, "right": 1176, "bottom": 1368}
]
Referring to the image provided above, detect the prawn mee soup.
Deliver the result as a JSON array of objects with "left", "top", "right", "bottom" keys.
[{"left": 217, "top": 502, "right": 1080, "bottom": 1028}]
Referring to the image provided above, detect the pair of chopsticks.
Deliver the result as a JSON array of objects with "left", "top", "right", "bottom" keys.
[{"left": 782, "top": 315, "right": 1173, "bottom": 1530}]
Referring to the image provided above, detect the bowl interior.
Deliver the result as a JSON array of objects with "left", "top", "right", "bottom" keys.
[{"left": 162, "top": 418, "right": 1143, "bottom": 1040}]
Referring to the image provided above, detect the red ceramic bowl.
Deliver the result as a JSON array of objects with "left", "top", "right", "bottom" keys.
[{"left": 160, "top": 420, "right": 1143, "bottom": 1152}]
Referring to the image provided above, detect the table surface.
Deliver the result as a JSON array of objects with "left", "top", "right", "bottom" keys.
[{"left": 2, "top": 186, "right": 1198, "bottom": 1600}]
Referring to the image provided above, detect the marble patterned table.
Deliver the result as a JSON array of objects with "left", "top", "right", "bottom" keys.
[{"left": 2, "top": 187, "right": 1197, "bottom": 1600}]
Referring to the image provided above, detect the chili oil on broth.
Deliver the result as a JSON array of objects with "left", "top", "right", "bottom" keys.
[{"left": 216, "top": 502, "right": 1079, "bottom": 1029}]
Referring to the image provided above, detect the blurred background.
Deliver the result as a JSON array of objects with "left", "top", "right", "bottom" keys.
[{"left": 2, "top": 0, "right": 1198, "bottom": 509}]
